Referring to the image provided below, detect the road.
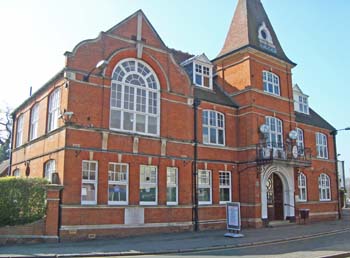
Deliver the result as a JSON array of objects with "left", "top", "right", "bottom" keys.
[{"left": 94, "top": 230, "right": 350, "bottom": 258}]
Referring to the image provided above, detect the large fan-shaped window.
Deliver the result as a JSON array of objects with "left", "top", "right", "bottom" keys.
[{"left": 110, "top": 59, "right": 160, "bottom": 135}]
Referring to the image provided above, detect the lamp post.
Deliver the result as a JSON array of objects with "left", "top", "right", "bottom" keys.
[
  {"left": 83, "top": 60, "right": 108, "bottom": 82},
  {"left": 330, "top": 127, "right": 350, "bottom": 219}
]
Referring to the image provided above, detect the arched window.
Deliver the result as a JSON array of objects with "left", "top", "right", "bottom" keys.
[
  {"left": 263, "top": 71, "right": 280, "bottom": 96},
  {"left": 16, "top": 115, "right": 24, "bottom": 147},
  {"left": 319, "top": 173, "right": 331, "bottom": 201},
  {"left": 296, "top": 128, "right": 304, "bottom": 155},
  {"left": 298, "top": 172, "right": 307, "bottom": 202},
  {"left": 202, "top": 110, "right": 225, "bottom": 145},
  {"left": 265, "top": 116, "right": 283, "bottom": 148},
  {"left": 13, "top": 169, "right": 20, "bottom": 177},
  {"left": 44, "top": 160, "right": 56, "bottom": 183},
  {"left": 110, "top": 59, "right": 160, "bottom": 136},
  {"left": 316, "top": 132, "right": 328, "bottom": 159},
  {"left": 47, "top": 88, "right": 61, "bottom": 132}
]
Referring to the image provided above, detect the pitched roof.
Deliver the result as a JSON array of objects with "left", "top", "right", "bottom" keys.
[
  {"left": 169, "top": 48, "right": 194, "bottom": 65},
  {"left": 194, "top": 82, "right": 239, "bottom": 108},
  {"left": 216, "top": 0, "right": 295, "bottom": 65},
  {"left": 295, "top": 108, "right": 336, "bottom": 131}
]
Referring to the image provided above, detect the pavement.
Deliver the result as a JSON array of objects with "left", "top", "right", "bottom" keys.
[{"left": 1, "top": 208, "right": 350, "bottom": 258}]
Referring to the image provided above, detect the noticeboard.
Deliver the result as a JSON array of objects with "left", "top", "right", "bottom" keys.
[{"left": 226, "top": 202, "right": 241, "bottom": 231}]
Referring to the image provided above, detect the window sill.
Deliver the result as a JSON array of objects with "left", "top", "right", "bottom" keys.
[{"left": 139, "top": 202, "right": 158, "bottom": 206}]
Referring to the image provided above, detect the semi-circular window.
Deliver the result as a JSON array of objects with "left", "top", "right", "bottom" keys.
[{"left": 110, "top": 59, "right": 160, "bottom": 135}]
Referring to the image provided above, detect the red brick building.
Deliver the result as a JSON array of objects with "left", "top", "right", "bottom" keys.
[{"left": 10, "top": 0, "right": 339, "bottom": 240}]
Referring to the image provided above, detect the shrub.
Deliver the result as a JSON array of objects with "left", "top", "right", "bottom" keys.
[{"left": 0, "top": 177, "right": 48, "bottom": 226}]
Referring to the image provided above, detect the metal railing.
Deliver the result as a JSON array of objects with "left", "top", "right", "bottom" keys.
[{"left": 256, "top": 142, "right": 312, "bottom": 164}]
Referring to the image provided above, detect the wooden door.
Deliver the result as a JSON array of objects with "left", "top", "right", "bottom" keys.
[{"left": 273, "top": 173, "right": 284, "bottom": 220}]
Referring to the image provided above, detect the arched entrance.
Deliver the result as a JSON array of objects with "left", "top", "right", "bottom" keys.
[
  {"left": 261, "top": 165, "right": 295, "bottom": 222},
  {"left": 266, "top": 173, "right": 284, "bottom": 220}
]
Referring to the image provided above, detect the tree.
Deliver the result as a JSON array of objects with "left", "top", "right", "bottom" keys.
[{"left": 0, "top": 106, "right": 12, "bottom": 163}]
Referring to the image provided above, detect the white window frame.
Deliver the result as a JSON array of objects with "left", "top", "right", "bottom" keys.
[
  {"left": 316, "top": 132, "right": 328, "bottom": 159},
  {"left": 219, "top": 171, "right": 231, "bottom": 204},
  {"left": 265, "top": 116, "right": 283, "bottom": 149},
  {"left": 166, "top": 167, "right": 178, "bottom": 205},
  {"left": 193, "top": 62, "right": 212, "bottom": 89},
  {"left": 108, "top": 163, "right": 128, "bottom": 205},
  {"left": 30, "top": 103, "right": 39, "bottom": 140},
  {"left": 298, "top": 95, "right": 309, "bottom": 114},
  {"left": 47, "top": 88, "right": 61, "bottom": 132},
  {"left": 44, "top": 160, "right": 56, "bottom": 183},
  {"left": 298, "top": 172, "right": 307, "bottom": 202},
  {"left": 263, "top": 71, "right": 280, "bottom": 96},
  {"left": 16, "top": 115, "right": 24, "bottom": 147},
  {"left": 110, "top": 58, "right": 160, "bottom": 136},
  {"left": 139, "top": 165, "right": 158, "bottom": 205},
  {"left": 319, "top": 173, "right": 331, "bottom": 201},
  {"left": 198, "top": 169, "right": 212, "bottom": 205},
  {"left": 202, "top": 110, "right": 225, "bottom": 146},
  {"left": 81, "top": 160, "right": 98, "bottom": 205},
  {"left": 296, "top": 128, "right": 304, "bottom": 155}
]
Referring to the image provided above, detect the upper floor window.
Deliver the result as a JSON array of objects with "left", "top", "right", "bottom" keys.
[
  {"left": 265, "top": 116, "right": 283, "bottom": 148},
  {"left": 298, "top": 96, "right": 309, "bottom": 114},
  {"left": 296, "top": 128, "right": 304, "bottom": 155},
  {"left": 81, "top": 160, "right": 98, "bottom": 205},
  {"left": 202, "top": 110, "right": 225, "bottom": 146},
  {"left": 108, "top": 163, "right": 128, "bottom": 205},
  {"left": 44, "top": 160, "right": 56, "bottom": 183},
  {"left": 293, "top": 84, "right": 309, "bottom": 114},
  {"left": 263, "top": 71, "right": 280, "bottom": 96},
  {"left": 319, "top": 173, "right": 331, "bottom": 201},
  {"left": 16, "top": 115, "right": 24, "bottom": 147},
  {"left": 30, "top": 104, "right": 39, "bottom": 140},
  {"left": 298, "top": 172, "right": 307, "bottom": 202},
  {"left": 194, "top": 63, "right": 212, "bottom": 89},
  {"left": 47, "top": 88, "right": 61, "bottom": 132},
  {"left": 110, "top": 59, "right": 160, "bottom": 136},
  {"left": 316, "top": 132, "right": 328, "bottom": 159}
]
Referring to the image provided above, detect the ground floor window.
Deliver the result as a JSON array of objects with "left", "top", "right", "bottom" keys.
[
  {"left": 108, "top": 163, "right": 128, "bottom": 205},
  {"left": 81, "top": 160, "right": 98, "bottom": 205},
  {"left": 198, "top": 170, "right": 212, "bottom": 205},
  {"left": 298, "top": 172, "right": 307, "bottom": 202},
  {"left": 319, "top": 173, "right": 331, "bottom": 201},
  {"left": 140, "top": 165, "right": 157, "bottom": 205},
  {"left": 166, "top": 167, "right": 178, "bottom": 205},
  {"left": 44, "top": 160, "right": 56, "bottom": 183},
  {"left": 219, "top": 171, "right": 231, "bottom": 203}
]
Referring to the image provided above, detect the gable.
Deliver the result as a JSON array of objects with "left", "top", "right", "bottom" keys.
[{"left": 107, "top": 10, "right": 167, "bottom": 50}]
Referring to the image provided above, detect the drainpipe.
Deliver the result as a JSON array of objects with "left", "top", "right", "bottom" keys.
[
  {"left": 330, "top": 131, "right": 341, "bottom": 219},
  {"left": 192, "top": 98, "right": 201, "bottom": 231}
]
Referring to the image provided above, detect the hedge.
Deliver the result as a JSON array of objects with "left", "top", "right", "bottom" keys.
[{"left": 0, "top": 177, "right": 48, "bottom": 226}]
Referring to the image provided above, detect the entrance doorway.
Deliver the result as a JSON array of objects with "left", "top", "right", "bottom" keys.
[{"left": 266, "top": 173, "right": 284, "bottom": 220}]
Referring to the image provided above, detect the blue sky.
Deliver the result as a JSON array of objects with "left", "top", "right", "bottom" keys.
[{"left": 0, "top": 0, "right": 349, "bottom": 177}]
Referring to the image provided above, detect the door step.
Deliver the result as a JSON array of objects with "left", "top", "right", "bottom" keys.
[{"left": 268, "top": 220, "right": 294, "bottom": 228}]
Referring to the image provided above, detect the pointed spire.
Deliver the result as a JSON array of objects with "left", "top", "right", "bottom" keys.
[{"left": 217, "top": 0, "right": 295, "bottom": 65}]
